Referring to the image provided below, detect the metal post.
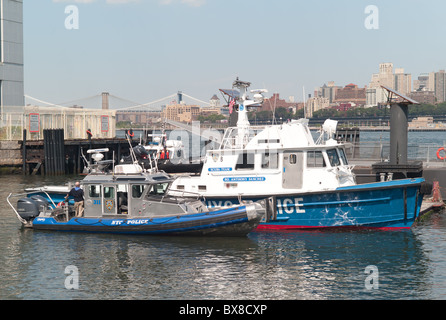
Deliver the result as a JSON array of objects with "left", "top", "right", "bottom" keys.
[{"left": 389, "top": 103, "right": 408, "bottom": 165}]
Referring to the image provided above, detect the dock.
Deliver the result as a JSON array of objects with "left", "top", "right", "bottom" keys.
[
  {"left": 420, "top": 180, "right": 444, "bottom": 214},
  {"left": 420, "top": 199, "right": 444, "bottom": 215},
  {"left": 20, "top": 129, "right": 138, "bottom": 175}
]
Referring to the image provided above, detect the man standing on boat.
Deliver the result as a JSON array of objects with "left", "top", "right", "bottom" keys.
[{"left": 65, "top": 182, "right": 84, "bottom": 217}]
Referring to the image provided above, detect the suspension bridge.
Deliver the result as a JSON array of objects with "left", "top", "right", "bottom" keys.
[{"left": 24, "top": 91, "right": 213, "bottom": 111}]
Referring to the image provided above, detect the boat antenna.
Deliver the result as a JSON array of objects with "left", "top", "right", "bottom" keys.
[
  {"left": 267, "top": 91, "right": 277, "bottom": 124},
  {"left": 303, "top": 86, "right": 306, "bottom": 119},
  {"left": 112, "top": 150, "right": 115, "bottom": 178}
]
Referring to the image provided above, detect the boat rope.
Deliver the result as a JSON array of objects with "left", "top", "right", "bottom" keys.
[{"left": 73, "top": 219, "right": 105, "bottom": 226}]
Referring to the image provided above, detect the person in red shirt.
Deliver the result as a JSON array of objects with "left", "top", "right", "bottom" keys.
[{"left": 159, "top": 148, "right": 170, "bottom": 160}]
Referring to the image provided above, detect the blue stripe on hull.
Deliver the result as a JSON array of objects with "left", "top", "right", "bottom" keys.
[
  {"left": 30, "top": 206, "right": 259, "bottom": 236},
  {"left": 206, "top": 178, "right": 424, "bottom": 230}
]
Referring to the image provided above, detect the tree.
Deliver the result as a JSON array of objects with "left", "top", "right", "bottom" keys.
[{"left": 197, "top": 114, "right": 226, "bottom": 123}]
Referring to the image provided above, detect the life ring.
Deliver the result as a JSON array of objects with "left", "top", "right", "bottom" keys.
[
  {"left": 57, "top": 201, "right": 65, "bottom": 207},
  {"left": 127, "top": 130, "right": 134, "bottom": 137},
  {"left": 437, "top": 147, "right": 446, "bottom": 160},
  {"left": 86, "top": 129, "right": 93, "bottom": 137}
]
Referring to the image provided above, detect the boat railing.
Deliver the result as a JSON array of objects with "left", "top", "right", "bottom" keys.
[
  {"left": 167, "top": 188, "right": 203, "bottom": 201},
  {"left": 220, "top": 125, "right": 268, "bottom": 149},
  {"left": 7, "top": 189, "right": 60, "bottom": 225},
  {"left": 344, "top": 141, "right": 446, "bottom": 166}
]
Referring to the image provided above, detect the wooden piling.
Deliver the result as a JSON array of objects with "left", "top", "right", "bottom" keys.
[{"left": 22, "top": 129, "right": 27, "bottom": 175}]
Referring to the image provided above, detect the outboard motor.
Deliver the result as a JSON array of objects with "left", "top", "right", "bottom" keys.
[
  {"left": 17, "top": 198, "right": 40, "bottom": 222},
  {"left": 30, "top": 195, "right": 50, "bottom": 211},
  {"left": 133, "top": 145, "right": 149, "bottom": 160}
]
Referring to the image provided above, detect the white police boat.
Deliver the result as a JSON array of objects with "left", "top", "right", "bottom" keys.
[
  {"left": 169, "top": 79, "right": 430, "bottom": 230},
  {"left": 8, "top": 161, "right": 265, "bottom": 236}
]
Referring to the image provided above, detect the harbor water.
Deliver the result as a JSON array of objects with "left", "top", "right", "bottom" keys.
[{"left": 1, "top": 173, "right": 446, "bottom": 300}]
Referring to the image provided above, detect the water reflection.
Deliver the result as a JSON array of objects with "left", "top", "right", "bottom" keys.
[{"left": 1, "top": 226, "right": 434, "bottom": 300}]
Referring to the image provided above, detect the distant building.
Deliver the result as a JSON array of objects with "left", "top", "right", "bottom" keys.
[
  {"left": 412, "top": 70, "right": 446, "bottom": 104},
  {"left": 116, "top": 110, "right": 162, "bottom": 124},
  {"left": 162, "top": 104, "right": 200, "bottom": 123},
  {"left": 305, "top": 97, "right": 329, "bottom": 118},
  {"left": 200, "top": 107, "right": 222, "bottom": 118},
  {"left": 333, "top": 83, "right": 366, "bottom": 106},
  {"left": 394, "top": 68, "right": 412, "bottom": 95},
  {"left": 413, "top": 73, "right": 430, "bottom": 92},
  {"left": 366, "top": 63, "right": 394, "bottom": 107},
  {"left": 0, "top": 0, "right": 24, "bottom": 108},
  {"left": 366, "top": 63, "right": 413, "bottom": 107},
  {"left": 409, "top": 117, "right": 434, "bottom": 129},
  {"left": 315, "top": 81, "right": 342, "bottom": 104},
  {"left": 209, "top": 94, "right": 220, "bottom": 107},
  {"left": 409, "top": 91, "right": 436, "bottom": 105},
  {"left": 259, "top": 93, "right": 301, "bottom": 113},
  {"left": 433, "top": 70, "right": 446, "bottom": 103}
]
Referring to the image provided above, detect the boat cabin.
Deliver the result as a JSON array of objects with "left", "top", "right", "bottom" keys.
[
  {"left": 82, "top": 169, "right": 205, "bottom": 218},
  {"left": 172, "top": 120, "right": 356, "bottom": 197}
]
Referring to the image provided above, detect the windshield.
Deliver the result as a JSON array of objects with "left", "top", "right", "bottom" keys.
[
  {"left": 148, "top": 183, "right": 170, "bottom": 196},
  {"left": 326, "top": 149, "right": 341, "bottom": 167}
]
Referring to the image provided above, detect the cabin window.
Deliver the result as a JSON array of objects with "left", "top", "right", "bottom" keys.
[
  {"left": 261, "top": 152, "right": 279, "bottom": 169},
  {"left": 258, "top": 139, "right": 280, "bottom": 144},
  {"left": 149, "top": 183, "right": 170, "bottom": 196},
  {"left": 132, "top": 185, "right": 145, "bottom": 199},
  {"left": 289, "top": 154, "right": 297, "bottom": 164},
  {"left": 327, "top": 149, "right": 341, "bottom": 167},
  {"left": 307, "top": 151, "right": 326, "bottom": 168},
  {"left": 339, "top": 148, "right": 348, "bottom": 165},
  {"left": 103, "top": 186, "right": 115, "bottom": 199},
  {"left": 89, "top": 185, "right": 101, "bottom": 198},
  {"left": 235, "top": 152, "right": 255, "bottom": 170}
]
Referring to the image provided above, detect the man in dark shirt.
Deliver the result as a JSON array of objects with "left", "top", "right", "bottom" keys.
[{"left": 65, "top": 181, "right": 84, "bottom": 217}]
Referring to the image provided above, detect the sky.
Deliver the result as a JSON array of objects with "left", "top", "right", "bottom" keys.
[{"left": 23, "top": 0, "right": 446, "bottom": 108}]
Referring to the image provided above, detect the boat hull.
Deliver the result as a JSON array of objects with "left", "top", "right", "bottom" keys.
[
  {"left": 30, "top": 205, "right": 264, "bottom": 236},
  {"left": 204, "top": 178, "right": 426, "bottom": 230}
]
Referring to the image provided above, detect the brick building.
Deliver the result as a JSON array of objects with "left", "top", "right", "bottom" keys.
[
  {"left": 162, "top": 104, "right": 201, "bottom": 123},
  {"left": 258, "top": 93, "right": 302, "bottom": 113},
  {"left": 409, "top": 91, "right": 436, "bottom": 105},
  {"left": 116, "top": 110, "right": 162, "bottom": 124},
  {"left": 333, "top": 83, "right": 366, "bottom": 106}
]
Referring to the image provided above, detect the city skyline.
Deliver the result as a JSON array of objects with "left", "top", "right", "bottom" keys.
[{"left": 24, "top": 0, "right": 446, "bottom": 108}]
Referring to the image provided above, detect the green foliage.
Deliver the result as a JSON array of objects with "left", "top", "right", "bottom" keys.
[
  {"left": 248, "top": 107, "right": 302, "bottom": 121},
  {"left": 204, "top": 102, "right": 446, "bottom": 123},
  {"left": 197, "top": 114, "right": 226, "bottom": 123},
  {"left": 116, "top": 121, "right": 132, "bottom": 128},
  {"left": 408, "top": 102, "right": 446, "bottom": 116},
  {"left": 310, "top": 103, "right": 446, "bottom": 119}
]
